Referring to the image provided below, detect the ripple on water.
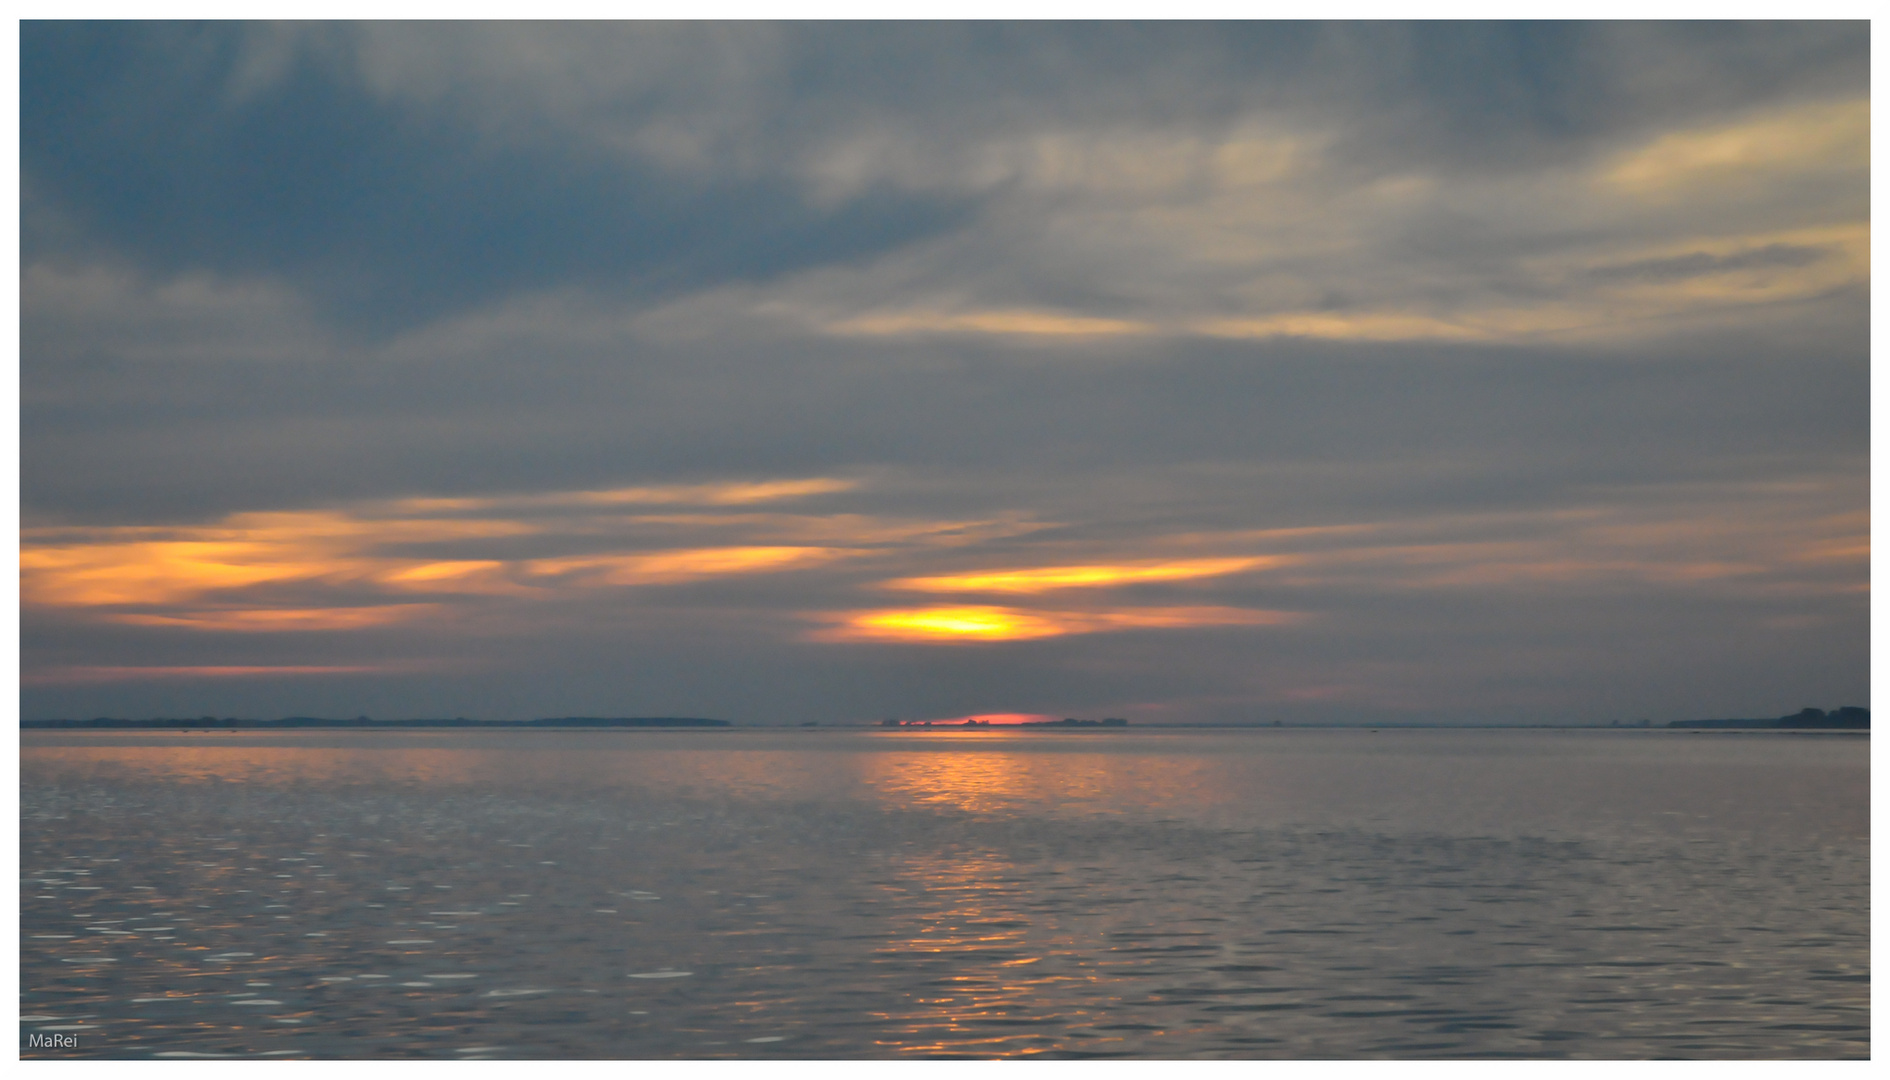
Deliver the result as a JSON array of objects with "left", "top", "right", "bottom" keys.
[{"left": 627, "top": 971, "right": 693, "bottom": 979}]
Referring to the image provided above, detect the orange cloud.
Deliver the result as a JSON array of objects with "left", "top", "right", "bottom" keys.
[
  {"left": 106, "top": 605, "right": 443, "bottom": 632},
  {"left": 811, "top": 604, "right": 1300, "bottom": 643},
  {"left": 20, "top": 540, "right": 345, "bottom": 606},
  {"left": 374, "top": 561, "right": 529, "bottom": 596},
  {"left": 565, "top": 478, "right": 857, "bottom": 506},
  {"left": 375, "top": 476, "right": 858, "bottom": 513},
  {"left": 20, "top": 510, "right": 538, "bottom": 607},
  {"left": 590, "top": 512, "right": 1047, "bottom": 548},
  {"left": 20, "top": 489, "right": 882, "bottom": 613},
  {"left": 524, "top": 546, "right": 849, "bottom": 585},
  {"left": 884, "top": 556, "right": 1278, "bottom": 593}
]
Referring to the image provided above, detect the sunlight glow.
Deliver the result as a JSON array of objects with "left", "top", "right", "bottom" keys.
[
  {"left": 835, "top": 606, "right": 1071, "bottom": 641},
  {"left": 813, "top": 605, "right": 1300, "bottom": 643}
]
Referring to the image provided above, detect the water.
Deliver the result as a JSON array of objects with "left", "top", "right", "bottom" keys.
[{"left": 19, "top": 727, "right": 1869, "bottom": 1059}]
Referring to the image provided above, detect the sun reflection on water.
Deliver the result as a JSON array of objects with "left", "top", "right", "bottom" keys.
[
  {"left": 858, "top": 736, "right": 1231, "bottom": 819},
  {"left": 865, "top": 851, "right": 1114, "bottom": 1058}
]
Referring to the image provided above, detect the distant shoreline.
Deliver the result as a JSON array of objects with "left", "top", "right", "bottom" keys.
[{"left": 19, "top": 718, "right": 1867, "bottom": 732}]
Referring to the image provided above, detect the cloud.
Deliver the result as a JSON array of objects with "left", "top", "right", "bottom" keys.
[
  {"left": 22, "top": 664, "right": 414, "bottom": 686},
  {"left": 619, "top": 85, "right": 1864, "bottom": 350},
  {"left": 17, "top": 23, "right": 1867, "bottom": 723},
  {"left": 19, "top": 477, "right": 879, "bottom": 614},
  {"left": 21, "top": 23, "right": 977, "bottom": 334},
  {"left": 1601, "top": 98, "right": 1868, "bottom": 195},
  {"left": 524, "top": 547, "right": 851, "bottom": 587},
  {"left": 883, "top": 558, "right": 1280, "bottom": 594},
  {"left": 827, "top": 309, "right": 1155, "bottom": 339},
  {"left": 810, "top": 605, "right": 1303, "bottom": 643},
  {"left": 25, "top": 23, "right": 1869, "bottom": 346},
  {"left": 106, "top": 606, "right": 445, "bottom": 632}
]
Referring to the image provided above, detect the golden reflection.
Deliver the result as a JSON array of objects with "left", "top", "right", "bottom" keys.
[
  {"left": 864, "top": 749, "right": 1045, "bottom": 815},
  {"left": 857, "top": 740, "right": 1228, "bottom": 817},
  {"left": 813, "top": 605, "right": 1301, "bottom": 642},
  {"left": 852, "top": 742, "right": 1243, "bottom": 1055},
  {"left": 865, "top": 850, "right": 1056, "bottom": 1057},
  {"left": 883, "top": 556, "right": 1277, "bottom": 593}
]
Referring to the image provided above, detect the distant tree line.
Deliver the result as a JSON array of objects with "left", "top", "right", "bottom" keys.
[{"left": 1668, "top": 707, "right": 1868, "bottom": 730}]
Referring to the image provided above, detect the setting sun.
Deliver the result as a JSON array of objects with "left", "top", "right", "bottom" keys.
[{"left": 826, "top": 606, "right": 1069, "bottom": 641}]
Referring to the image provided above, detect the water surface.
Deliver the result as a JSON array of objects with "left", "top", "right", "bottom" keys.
[{"left": 19, "top": 728, "right": 1869, "bottom": 1058}]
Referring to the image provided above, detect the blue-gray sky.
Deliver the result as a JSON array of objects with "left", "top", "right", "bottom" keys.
[{"left": 19, "top": 21, "right": 1869, "bottom": 724}]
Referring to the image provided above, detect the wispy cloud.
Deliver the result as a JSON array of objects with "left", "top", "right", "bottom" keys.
[
  {"left": 826, "top": 310, "right": 1155, "bottom": 339},
  {"left": 106, "top": 605, "right": 445, "bottom": 632},
  {"left": 524, "top": 547, "right": 851, "bottom": 586},
  {"left": 809, "top": 605, "right": 1302, "bottom": 643},
  {"left": 1600, "top": 98, "right": 1868, "bottom": 195},
  {"left": 882, "top": 557, "right": 1280, "bottom": 594}
]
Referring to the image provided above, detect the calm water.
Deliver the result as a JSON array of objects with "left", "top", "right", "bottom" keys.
[{"left": 19, "top": 728, "right": 1869, "bottom": 1059}]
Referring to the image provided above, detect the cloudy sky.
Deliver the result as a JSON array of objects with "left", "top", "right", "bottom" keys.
[{"left": 18, "top": 21, "right": 1869, "bottom": 724}]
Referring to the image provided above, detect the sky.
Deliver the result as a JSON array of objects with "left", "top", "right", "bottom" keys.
[{"left": 17, "top": 21, "right": 1870, "bottom": 725}]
